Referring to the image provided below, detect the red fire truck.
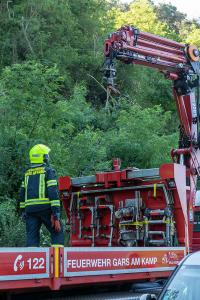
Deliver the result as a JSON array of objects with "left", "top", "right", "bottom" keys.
[{"left": 0, "top": 26, "right": 200, "bottom": 298}]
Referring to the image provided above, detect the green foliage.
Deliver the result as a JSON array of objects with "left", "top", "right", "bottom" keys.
[
  {"left": 155, "top": 3, "right": 186, "bottom": 35},
  {"left": 116, "top": 65, "right": 175, "bottom": 111},
  {"left": 0, "top": 198, "right": 26, "bottom": 246},
  {"left": 111, "top": 0, "right": 171, "bottom": 37},
  {"left": 0, "top": 61, "right": 65, "bottom": 197},
  {"left": 66, "top": 129, "right": 110, "bottom": 176},
  {"left": 180, "top": 23, "right": 200, "bottom": 47},
  {"left": 0, "top": 0, "right": 199, "bottom": 246},
  {"left": 105, "top": 102, "right": 177, "bottom": 168},
  {"left": 0, "top": 0, "right": 110, "bottom": 97}
]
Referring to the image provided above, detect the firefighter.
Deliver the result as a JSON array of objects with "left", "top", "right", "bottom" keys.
[{"left": 19, "top": 144, "right": 64, "bottom": 247}]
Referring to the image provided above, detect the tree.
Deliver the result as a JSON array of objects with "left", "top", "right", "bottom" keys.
[
  {"left": 0, "top": 61, "right": 65, "bottom": 197},
  {"left": 0, "top": 0, "right": 111, "bottom": 99},
  {"left": 180, "top": 23, "right": 200, "bottom": 47},
  {"left": 110, "top": 0, "right": 170, "bottom": 37},
  {"left": 105, "top": 102, "right": 177, "bottom": 168},
  {"left": 0, "top": 198, "right": 26, "bottom": 247},
  {"left": 0, "top": 60, "right": 105, "bottom": 195},
  {"left": 155, "top": 3, "right": 186, "bottom": 35}
]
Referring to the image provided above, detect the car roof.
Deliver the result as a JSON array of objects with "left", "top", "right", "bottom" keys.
[{"left": 183, "top": 251, "right": 200, "bottom": 266}]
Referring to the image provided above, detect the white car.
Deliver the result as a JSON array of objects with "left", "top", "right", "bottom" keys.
[{"left": 139, "top": 251, "right": 200, "bottom": 300}]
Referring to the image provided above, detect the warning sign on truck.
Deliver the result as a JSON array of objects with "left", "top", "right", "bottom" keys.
[
  {"left": 64, "top": 247, "right": 185, "bottom": 277},
  {"left": 0, "top": 248, "right": 49, "bottom": 281}
]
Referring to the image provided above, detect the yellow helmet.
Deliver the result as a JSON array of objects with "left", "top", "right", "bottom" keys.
[{"left": 29, "top": 144, "right": 51, "bottom": 164}]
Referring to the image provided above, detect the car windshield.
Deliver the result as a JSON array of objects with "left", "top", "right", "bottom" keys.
[{"left": 161, "top": 265, "right": 200, "bottom": 300}]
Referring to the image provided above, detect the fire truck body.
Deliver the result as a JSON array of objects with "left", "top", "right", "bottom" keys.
[
  {"left": 0, "top": 246, "right": 185, "bottom": 294},
  {"left": 60, "top": 163, "right": 187, "bottom": 249},
  {"left": 0, "top": 163, "right": 188, "bottom": 293}
]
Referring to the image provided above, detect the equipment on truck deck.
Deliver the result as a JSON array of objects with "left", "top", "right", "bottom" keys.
[{"left": 60, "top": 161, "right": 183, "bottom": 248}]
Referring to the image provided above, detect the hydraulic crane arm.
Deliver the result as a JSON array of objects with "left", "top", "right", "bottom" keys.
[
  {"left": 103, "top": 26, "right": 200, "bottom": 165},
  {"left": 103, "top": 27, "right": 200, "bottom": 240},
  {"left": 103, "top": 25, "right": 200, "bottom": 96}
]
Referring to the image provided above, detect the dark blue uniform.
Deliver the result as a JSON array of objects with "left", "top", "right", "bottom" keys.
[{"left": 20, "top": 163, "right": 64, "bottom": 247}]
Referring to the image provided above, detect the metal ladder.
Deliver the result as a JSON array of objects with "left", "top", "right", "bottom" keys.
[{"left": 144, "top": 209, "right": 172, "bottom": 246}]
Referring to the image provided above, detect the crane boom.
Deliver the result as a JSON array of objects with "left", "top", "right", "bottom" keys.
[
  {"left": 103, "top": 25, "right": 200, "bottom": 168},
  {"left": 104, "top": 25, "right": 200, "bottom": 95}
]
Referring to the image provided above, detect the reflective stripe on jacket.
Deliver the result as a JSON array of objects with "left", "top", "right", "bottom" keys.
[{"left": 19, "top": 164, "right": 61, "bottom": 217}]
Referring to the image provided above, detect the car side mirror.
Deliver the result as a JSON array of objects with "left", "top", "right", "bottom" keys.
[{"left": 140, "top": 294, "right": 157, "bottom": 300}]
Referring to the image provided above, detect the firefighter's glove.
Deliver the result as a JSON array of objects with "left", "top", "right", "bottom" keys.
[
  {"left": 51, "top": 215, "right": 61, "bottom": 232},
  {"left": 54, "top": 220, "right": 61, "bottom": 232}
]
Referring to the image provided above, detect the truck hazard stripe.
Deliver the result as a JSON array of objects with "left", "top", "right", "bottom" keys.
[{"left": 54, "top": 247, "right": 59, "bottom": 278}]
